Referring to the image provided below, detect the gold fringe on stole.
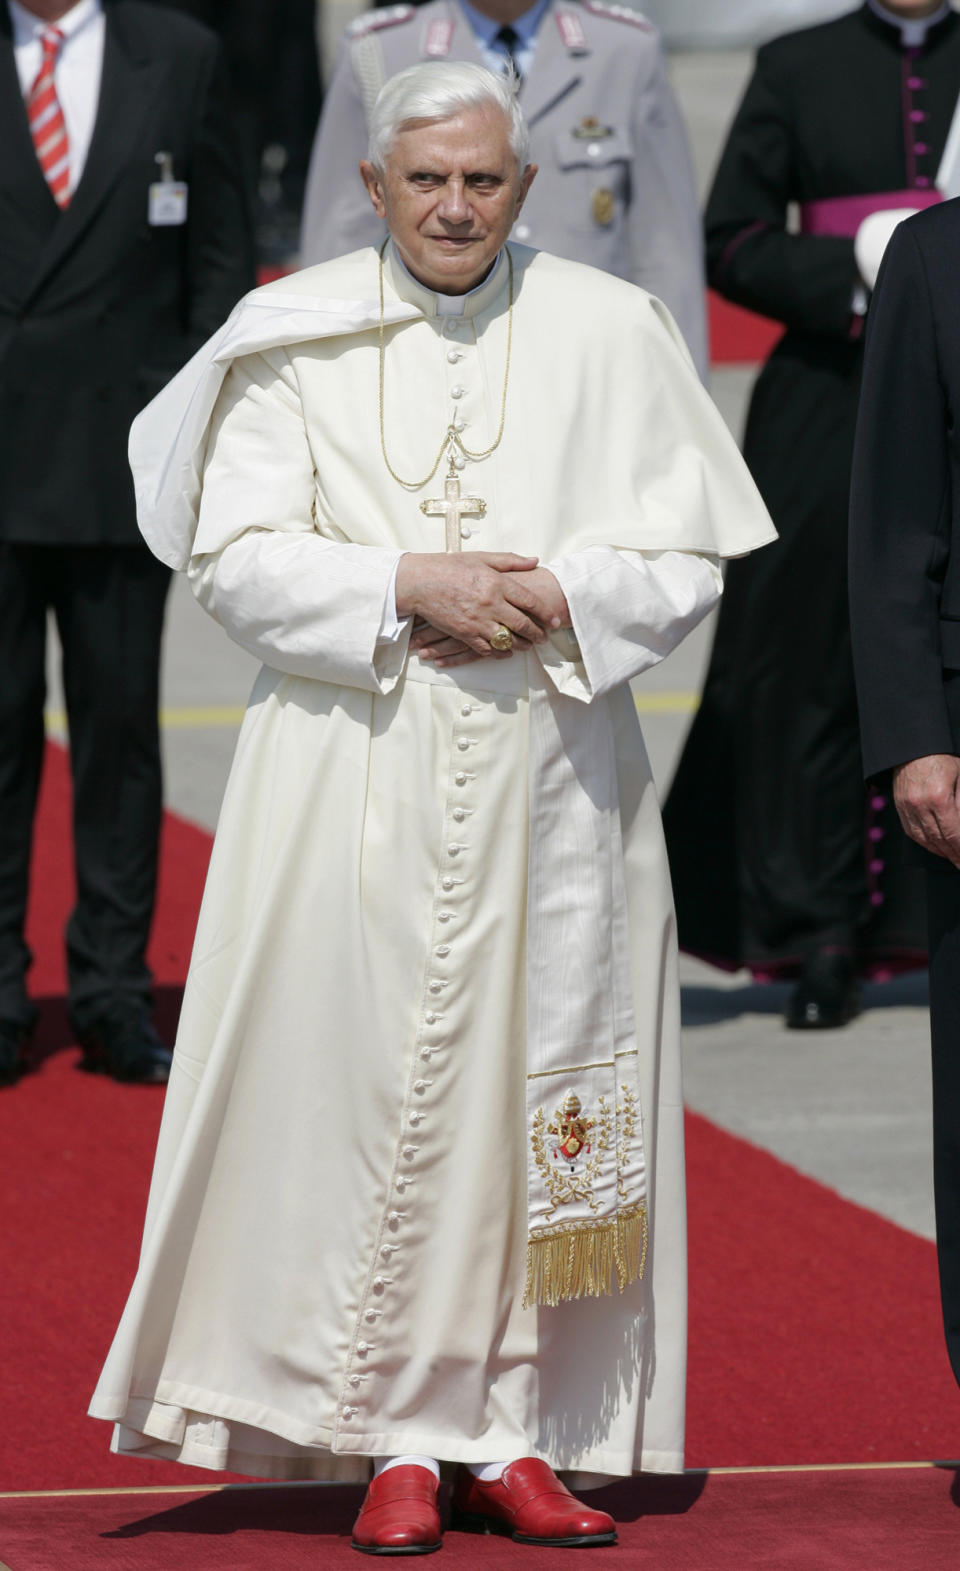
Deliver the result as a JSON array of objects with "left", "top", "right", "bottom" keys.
[{"left": 522, "top": 1203, "right": 648, "bottom": 1309}]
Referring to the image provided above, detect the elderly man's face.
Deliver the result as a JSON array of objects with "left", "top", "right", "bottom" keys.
[{"left": 360, "top": 104, "right": 536, "bottom": 294}]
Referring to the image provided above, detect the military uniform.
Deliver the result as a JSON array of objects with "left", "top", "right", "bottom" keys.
[{"left": 299, "top": 0, "right": 706, "bottom": 376}]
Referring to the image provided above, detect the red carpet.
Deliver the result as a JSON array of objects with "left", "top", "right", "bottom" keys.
[
  {"left": 707, "top": 288, "right": 782, "bottom": 365},
  {"left": 2, "top": 1467, "right": 958, "bottom": 1570},
  {"left": 2, "top": 743, "right": 959, "bottom": 1498}
]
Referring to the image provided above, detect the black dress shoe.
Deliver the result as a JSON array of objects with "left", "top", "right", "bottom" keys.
[
  {"left": 0, "top": 1018, "right": 31, "bottom": 1087},
  {"left": 76, "top": 1005, "right": 172, "bottom": 1084},
  {"left": 785, "top": 951, "right": 861, "bottom": 1030}
]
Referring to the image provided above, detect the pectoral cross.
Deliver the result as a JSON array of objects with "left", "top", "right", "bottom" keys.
[{"left": 420, "top": 458, "right": 486, "bottom": 552}]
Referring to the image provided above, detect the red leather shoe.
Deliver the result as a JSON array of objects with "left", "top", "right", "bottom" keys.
[
  {"left": 451, "top": 1458, "right": 617, "bottom": 1547},
  {"left": 351, "top": 1465, "right": 443, "bottom": 1556}
]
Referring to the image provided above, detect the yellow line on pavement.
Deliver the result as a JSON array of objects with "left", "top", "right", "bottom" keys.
[
  {"left": 44, "top": 705, "right": 248, "bottom": 733},
  {"left": 634, "top": 691, "right": 699, "bottom": 715},
  {"left": 43, "top": 692, "right": 699, "bottom": 734}
]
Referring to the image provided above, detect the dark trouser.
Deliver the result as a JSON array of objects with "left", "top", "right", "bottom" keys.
[
  {"left": 0, "top": 543, "right": 170, "bottom": 1032},
  {"left": 925, "top": 862, "right": 960, "bottom": 1389}
]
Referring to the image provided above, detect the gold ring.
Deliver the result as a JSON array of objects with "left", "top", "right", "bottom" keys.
[{"left": 490, "top": 624, "right": 514, "bottom": 652}]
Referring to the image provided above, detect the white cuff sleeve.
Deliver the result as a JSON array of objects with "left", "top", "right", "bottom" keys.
[
  {"left": 537, "top": 546, "right": 722, "bottom": 703},
  {"left": 377, "top": 553, "right": 413, "bottom": 645},
  {"left": 188, "top": 535, "right": 414, "bottom": 695}
]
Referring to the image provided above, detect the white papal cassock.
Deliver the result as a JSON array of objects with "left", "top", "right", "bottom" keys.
[{"left": 89, "top": 244, "right": 775, "bottom": 1484}]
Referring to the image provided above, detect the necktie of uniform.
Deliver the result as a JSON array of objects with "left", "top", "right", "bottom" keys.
[
  {"left": 494, "top": 24, "right": 523, "bottom": 82},
  {"left": 27, "top": 27, "right": 71, "bottom": 209}
]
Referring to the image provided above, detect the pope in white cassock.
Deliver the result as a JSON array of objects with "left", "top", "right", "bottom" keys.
[{"left": 89, "top": 62, "right": 774, "bottom": 1554}]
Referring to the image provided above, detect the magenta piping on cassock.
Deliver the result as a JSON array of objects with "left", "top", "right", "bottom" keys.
[{"left": 714, "top": 219, "right": 769, "bottom": 287}]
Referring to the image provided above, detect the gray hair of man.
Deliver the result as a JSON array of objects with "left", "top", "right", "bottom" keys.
[{"left": 368, "top": 61, "right": 531, "bottom": 173}]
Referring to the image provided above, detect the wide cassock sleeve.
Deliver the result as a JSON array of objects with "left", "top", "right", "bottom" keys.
[
  {"left": 299, "top": 41, "right": 385, "bottom": 266},
  {"left": 627, "top": 37, "right": 708, "bottom": 380},
  {"left": 187, "top": 347, "right": 411, "bottom": 693},
  {"left": 849, "top": 219, "right": 954, "bottom": 777},
  {"left": 538, "top": 549, "right": 721, "bottom": 702},
  {"left": 704, "top": 43, "right": 860, "bottom": 338}
]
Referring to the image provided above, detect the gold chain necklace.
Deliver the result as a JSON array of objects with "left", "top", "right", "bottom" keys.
[{"left": 378, "top": 242, "right": 515, "bottom": 491}]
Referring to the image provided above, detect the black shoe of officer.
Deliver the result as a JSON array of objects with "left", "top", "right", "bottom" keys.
[
  {"left": 785, "top": 951, "right": 861, "bottom": 1031},
  {"left": 76, "top": 1003, "right": 172, "bottom": 1084}
]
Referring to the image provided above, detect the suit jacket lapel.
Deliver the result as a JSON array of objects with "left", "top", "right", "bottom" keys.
[
  {"left": 0, "top": 3, "right": 61, "bottom": 236},
  {"left": 25, "top": 0, "right": 166, "bottom": 304},
  {"left": 521, "top": 2, "right": 586, "bottom": 127}
]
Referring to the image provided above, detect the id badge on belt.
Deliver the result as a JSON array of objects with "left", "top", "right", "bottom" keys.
[{"left": 148, "top": 151, "right": 188, "bottom": 226}]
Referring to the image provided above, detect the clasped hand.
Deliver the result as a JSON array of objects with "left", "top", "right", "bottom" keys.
[{"left": 395, "top": 551, "right": 571, "bottom": 669}]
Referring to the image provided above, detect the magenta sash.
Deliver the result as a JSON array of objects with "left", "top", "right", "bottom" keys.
[{"left": 799, "top": 188, "right": 943, "bottom": 236}]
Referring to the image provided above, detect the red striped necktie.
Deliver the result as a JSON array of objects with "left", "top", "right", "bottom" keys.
[{"left": 27, "top": 27, "right": 71, "bottom": 210}]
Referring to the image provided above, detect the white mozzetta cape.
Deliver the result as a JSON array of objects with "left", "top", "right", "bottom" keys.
[{"left": 90, "top": 246, "right": 774, "bottom": 1483}]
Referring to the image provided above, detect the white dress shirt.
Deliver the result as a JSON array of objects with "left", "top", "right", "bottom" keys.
[{"left": 10, "top": 0, "right": 105, "bottom": 197}]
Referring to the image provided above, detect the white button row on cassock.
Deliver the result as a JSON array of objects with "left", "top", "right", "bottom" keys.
[{"left": 341, "top": 702, "right": 478, "bottom": 1432}]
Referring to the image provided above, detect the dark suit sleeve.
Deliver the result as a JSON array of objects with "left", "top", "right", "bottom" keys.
[
  {"left": 849, "top": 219, "right": 954, "bottom": 778},
  {"left": 704, "top": 45, "right": 860, "bottom": 336},
  {"left": 184, "top": 38, "right": 256, "bottom": 348}
]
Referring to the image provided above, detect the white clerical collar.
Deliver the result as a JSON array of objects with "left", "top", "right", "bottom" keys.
[
  {"left": 867, "top": 0, "right": 952, "bottom": 46},
  {"left": 386, "top": 242, "right": 508, "bottom": 319}
]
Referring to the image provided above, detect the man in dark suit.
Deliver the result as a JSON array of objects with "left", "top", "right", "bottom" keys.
[
  {"left": 0, "top": 0, "right": 253, "bottom": 1086},
  {"left": 850, "top": 197, "right": 960, "bottom": 1390}
]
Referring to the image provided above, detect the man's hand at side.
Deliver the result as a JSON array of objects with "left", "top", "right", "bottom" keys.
[{"left": 893, "top": 754, "right": 960, "bottom": 868}]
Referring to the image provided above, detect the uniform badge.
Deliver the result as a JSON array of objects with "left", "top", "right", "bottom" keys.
[
  {"left": 555, "top": 8, "right": 588, "bottom": 52},
  {"left": 591, "top": 187, "right": 616, "bottom": 227},
  {"left": 424, "top": 18, "right": 454, "bottom": 56},
  {"left": 572, "top": 115, "right": 614, "bottom": 139},
  {"left": 549, "top": 1090, "right": 596, "bottom": 1169}
]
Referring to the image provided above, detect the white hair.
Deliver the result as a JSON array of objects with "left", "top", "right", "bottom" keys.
[{"left": 368, "top": 61, "right": 531, "bottom": 172}]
